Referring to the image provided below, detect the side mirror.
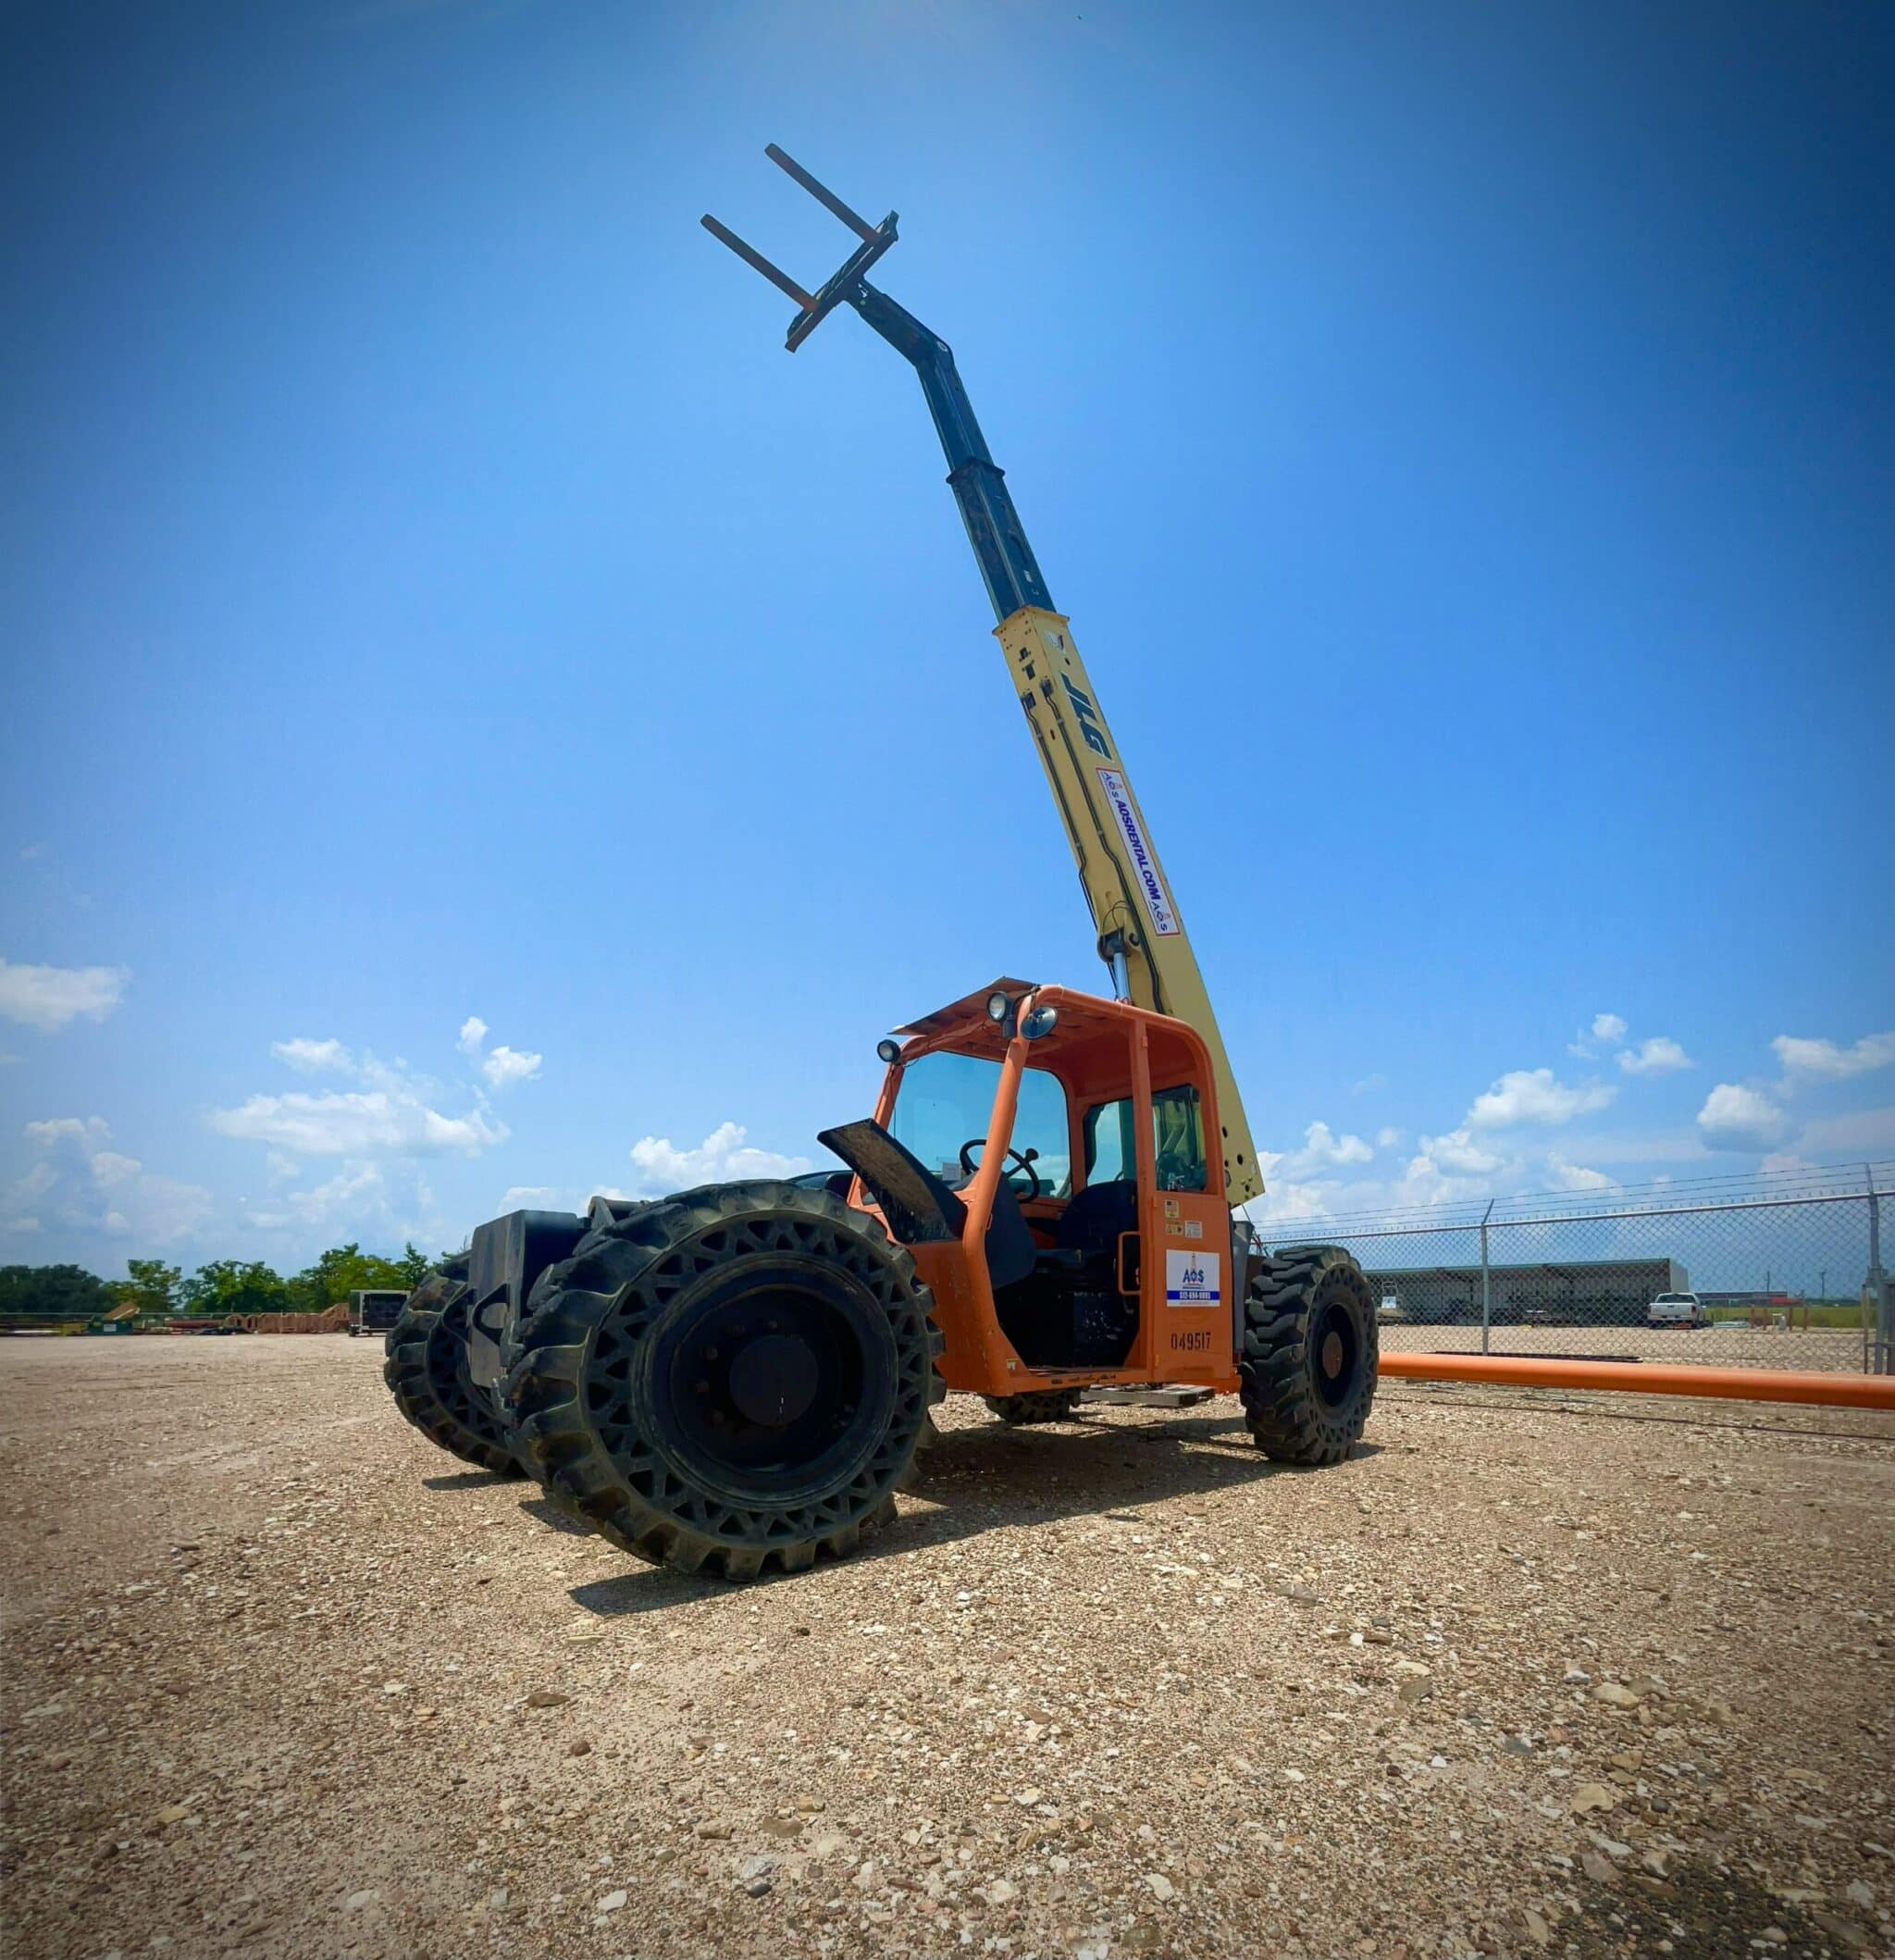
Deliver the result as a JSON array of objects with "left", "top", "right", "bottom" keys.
[{"left": 1021, "top": 1004, "right": 1059, "bottom": 1040}]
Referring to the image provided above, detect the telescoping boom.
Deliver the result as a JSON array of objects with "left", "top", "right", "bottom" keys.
[{"left": 703, "top": 146, "right": 1263, "bottom": 1208}]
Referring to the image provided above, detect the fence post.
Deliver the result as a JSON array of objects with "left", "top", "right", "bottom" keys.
[
  {"left": 1480, "top": 1200, "right": 1494, "bottom": 1356},
  {"left": 1869, "top": 1164, "right": 1890, "bottom": 1376}
]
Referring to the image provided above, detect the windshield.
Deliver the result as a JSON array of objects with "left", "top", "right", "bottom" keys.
[{"left": 889, "top": 1051, "right": 1071, "bottom": 1197}]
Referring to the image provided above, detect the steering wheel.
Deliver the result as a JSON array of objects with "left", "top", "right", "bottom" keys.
[{"left": 958, "top": 1138, "right": 1044, "bottom": 1202}]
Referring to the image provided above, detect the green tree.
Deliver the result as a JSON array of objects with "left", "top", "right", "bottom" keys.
[
  {"left": 393, "top": 1242, "right": 430, "bottom": 1289},
  {"left": 180, "top": 1259, "right": 291, "bottom": 1318},
  {"left": 125, "top": 1259, "right": 183, "bottom": 1317},
  {"left": 0, "top": 1264, "right": 113, "bottom": 1320},
  {"left": 287, "top": 1243, "right": 418, "bottom": 1312}
]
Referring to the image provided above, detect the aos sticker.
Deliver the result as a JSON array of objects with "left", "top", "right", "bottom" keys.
[
  {"left": 1096, "top": 768, "right": 1181, "bottom": 937},
  {"left": 1165, "top": 1249, "right": 1220, "bottom": 1307}
]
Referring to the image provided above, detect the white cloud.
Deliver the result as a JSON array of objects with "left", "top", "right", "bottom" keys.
[
  {"left": 1466, "top": 1068, "right": 1616, "bottom": 1130},
  {"left": 1696, "top": 1083, "right": 1788, "bottom": 1151},
  {"left": 1349, "top": 1073, "right": 1386, "bottom": 1096},
  {"left": 1245, "top": 1179, "right": 1339, "bottom": 1229},
  {"left": 1771, "top": 1031, "right": 1895, "bottom": 1082},
  {"left": 498, "top": 1183, "right": 632, "bottom": 1214},
  {"left": 209, "top": 1089, "right": 506, "bottom": 1157},
  {"left": 1410, "top": 1127, "right": 1505, "bottom": 1178},
  {"left": 480, "top": 1044, "right": 542, "bottom": 1088},
  {"left": 282, "top": 1161, "right": 386, "bottom": 1225},
  {"left": 1796, "top": 1107, "right": 1895, "bottom": 1155},
  {"left": 1545, "top": 1152, "right": 1613, "bottom": 1192},
  {"left": 271, "top": 1036, "right": 356, "bottom": 1073},
  {"left": 214, "top": 1031, "right": 517, "bottom": 1159},
  {"left": 1591, "top": 1012, "right": 1627, "bottom": 1044},
  {"left": 0, "top": 959, "right": 129, "bottom": 1032},
  {"left": 25, "top": 1116, "right": 108, "bottom": 1147},
  {"left": 1374, "top": 1126, "right": 1402, "bottom": 1149},
  {"left": 1617, "top": 1036, "right": 1692, "bottom": 1076},
  {"left": 625, "top": 1122, "right": 812, "bottom": 1197},
  {"left": 453, "top": 1015, "right": 540, "bottom": 1088},
  {"left": 6, "top": 1115, "right": 210, "bottom": 1244},
  {"left": 1263, "top": 1121, "right": 1374, "bottom": 1180},
  {"left": 245, "top": 1158, "right": 447, "bottom": 1247},
  {"left": 499, "top": 1185, "right": 564, "bottom": 1209}
]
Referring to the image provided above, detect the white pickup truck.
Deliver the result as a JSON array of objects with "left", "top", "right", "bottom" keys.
[{"left": 1646, "top": 1290, "right": 1706, "bottom": 1329}]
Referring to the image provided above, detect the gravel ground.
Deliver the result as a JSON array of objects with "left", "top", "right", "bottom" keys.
[{"left": 3, "top": 1336, "right": 1892, "bottom": 1960}]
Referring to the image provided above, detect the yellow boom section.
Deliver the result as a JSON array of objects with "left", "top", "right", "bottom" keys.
[{"left": 997, "top": 605, "right": 1262, "bottom": 1207}]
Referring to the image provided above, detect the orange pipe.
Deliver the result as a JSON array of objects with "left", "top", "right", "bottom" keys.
[{"left": 1380, "top": 1350, "right": 1895, "bottom": 1412}]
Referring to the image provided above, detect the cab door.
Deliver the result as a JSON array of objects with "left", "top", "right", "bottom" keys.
[{"left": 1129, "top": 1027, "right": 1234, "bottom": 1387}]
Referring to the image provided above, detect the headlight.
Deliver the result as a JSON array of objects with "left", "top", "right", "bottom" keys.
[
  {"left": 986, "top": 990, "right": 1011, "bottom": 1023},
  {"left": 876, "top": 1037, "right": 902, "bottom": 1065}
]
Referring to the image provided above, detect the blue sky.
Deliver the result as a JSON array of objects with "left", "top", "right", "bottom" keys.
[{"left": 2, "top": 0, "right": 1890, "bottom": 1276}]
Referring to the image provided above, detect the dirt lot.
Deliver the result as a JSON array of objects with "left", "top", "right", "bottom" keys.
[{"left": 4, "top": 1338, "right": 1892, "bottom": 1960}]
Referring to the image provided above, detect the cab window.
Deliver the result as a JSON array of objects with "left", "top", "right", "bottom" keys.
[
  {"left": 1082, "top": 1085, "right": 1209, "bottom": 1192},
  {"left": 889, "top": 1051, "right": 1072, "bottom": 1197}
]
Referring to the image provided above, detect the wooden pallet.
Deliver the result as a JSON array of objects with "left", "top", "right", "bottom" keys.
[{"left": 1077, "top": 1385, "right": 1216, "bottom": 1409}]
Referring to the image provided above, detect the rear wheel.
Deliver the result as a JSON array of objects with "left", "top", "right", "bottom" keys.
[
  {"left": 1239, "top": 1244, "right": 1378, "bottom": 1465},
  {"left": 505, "top": 1181, "right": 944, "bottom": 1582},
  {"left": 383, "top": 1258, "right": 522, "bottom": 1476},
  {"left": 983, "top": 1389, "right": 1084, "bottom": 1425}
]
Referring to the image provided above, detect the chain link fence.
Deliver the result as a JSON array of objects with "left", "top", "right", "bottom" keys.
[{"left": 1252, "top": 1160, "right": 1894, "bottom": 1376}]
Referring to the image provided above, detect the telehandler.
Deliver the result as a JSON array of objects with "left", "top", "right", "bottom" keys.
[{"left": 385, "top": 148, "right": 1378, "bottom": 1579}]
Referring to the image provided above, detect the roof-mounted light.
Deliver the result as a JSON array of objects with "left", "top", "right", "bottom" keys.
[
  {"left": 876, "top": 1037, "right": 902, "bottom": 1066},
  {"left": 985, "top": 990, "right": 1011, "bottom": 1023}
]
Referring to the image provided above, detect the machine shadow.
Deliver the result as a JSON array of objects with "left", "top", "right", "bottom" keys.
[
  {"left": 561, "top": 1410, "right": 1373, "bottom": 1619},
  {"left": 422, "top": 1469, "right": 517, "bottom": 1492}
]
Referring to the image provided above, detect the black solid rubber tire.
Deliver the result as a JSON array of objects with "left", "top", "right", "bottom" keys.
[
  {"left": 1239, "top": 1243, "right": 1379, "bottom": 1465},
  {"left": 383, "top": 1258, "right": 523, "bottom": 1477},
  {"left": 983, "top": 1389, "right": 1084, "bottom": 1425},
  {"left": 504, "top": 1180, "right": 945, "bottom": 1582}
]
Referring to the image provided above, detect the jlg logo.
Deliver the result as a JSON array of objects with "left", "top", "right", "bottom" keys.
[{"left": 1060, "top": 676, "right": 1112, "bottom": 758}]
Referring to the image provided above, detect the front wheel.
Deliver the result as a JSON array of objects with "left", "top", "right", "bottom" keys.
[
  {"left": 505, "top": 1181, "right": 945, "bottom": 1582},
  {"left": 383, "top": 1258, "right": 523, "bottom": 1477},
  {"left": 1239, "top": 1245, "right": 1378, "bottom": 1465}
]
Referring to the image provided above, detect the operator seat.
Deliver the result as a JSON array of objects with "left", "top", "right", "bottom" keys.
[{"left": 1045, "top": 1176, "right": 1136, "bottom": 1275}]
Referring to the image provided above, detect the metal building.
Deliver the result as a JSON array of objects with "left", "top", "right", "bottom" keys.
[{"left": 1365, "top": 1256, "right": 1688, "bottom": 1327}]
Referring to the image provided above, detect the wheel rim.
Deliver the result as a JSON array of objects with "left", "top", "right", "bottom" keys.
[
  {"left": 1312, "top": 1296, "right": 1361, "bottom": 1408},
  {"left": 637, "top": 1258, "right": 898, "bottom": 1503}
]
